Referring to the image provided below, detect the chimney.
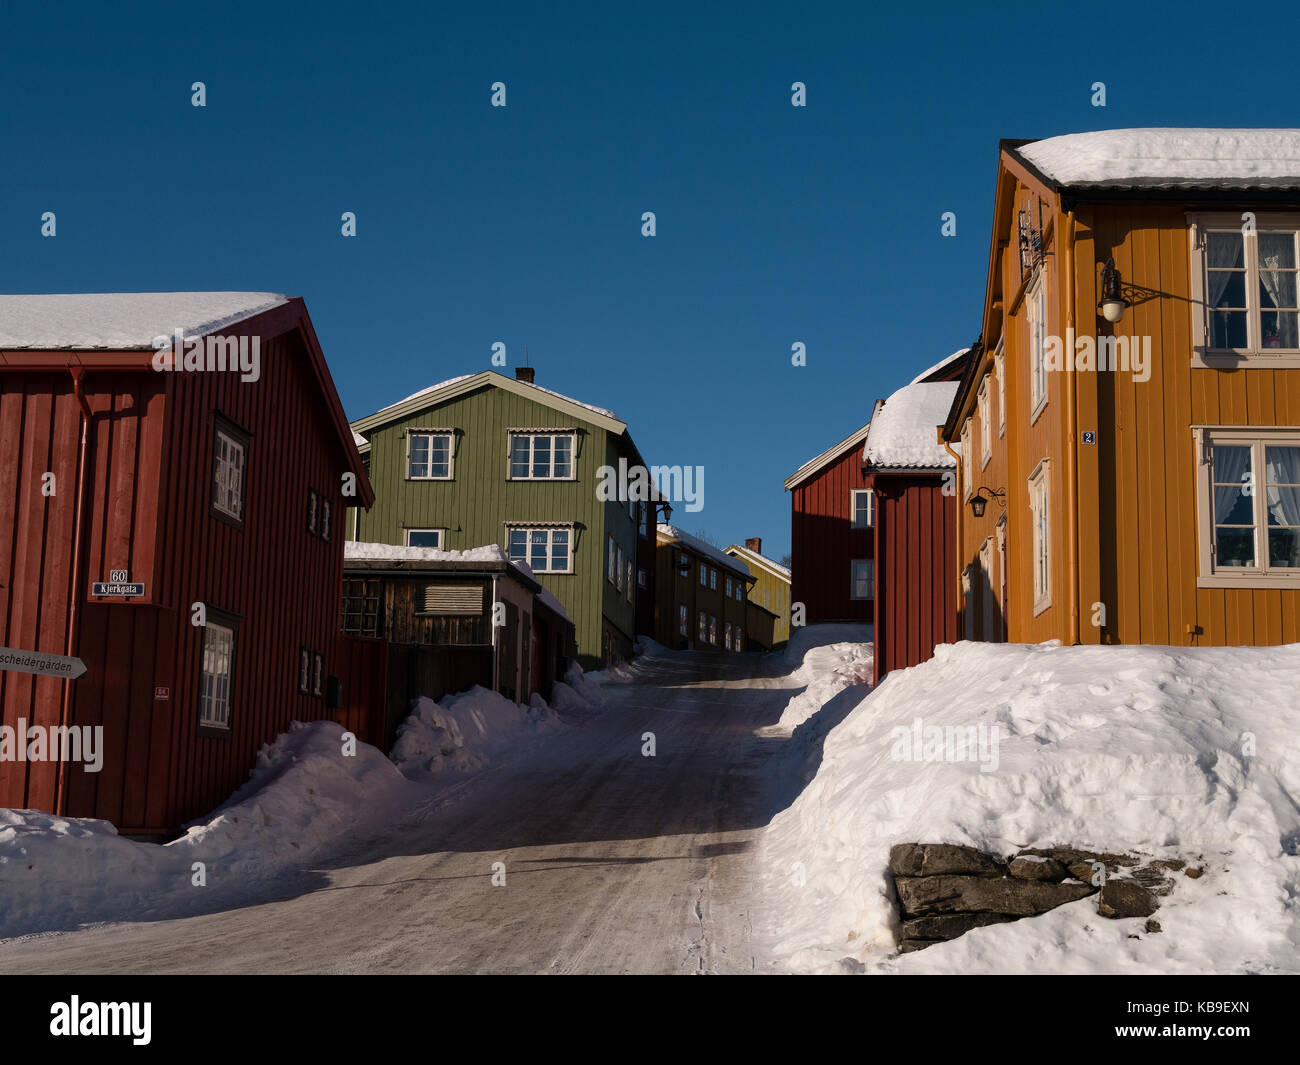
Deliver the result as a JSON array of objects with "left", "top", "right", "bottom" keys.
[
  {"left": 745, "top": 537, "right": 762, "bottom": 554},
  {"left": 515, "top": 367, "right": 535, "bottom": 384}
]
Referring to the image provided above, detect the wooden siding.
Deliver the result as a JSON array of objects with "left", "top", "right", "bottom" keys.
[
  {"left": 873, "top": 474, "right": 958, "bottom": 683},
  {"left": 789, "top": 442, "right": 874, "bottom": 624},
  {"left": 653, "top": 540, "right": 749, "bottom": 650},
  {"left": 352, "top": 380, "right": 640, "bottom": 667}
]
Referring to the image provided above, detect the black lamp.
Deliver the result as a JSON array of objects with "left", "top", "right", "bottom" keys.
[
  {"left": 968, "top": 486, "right": 1006, "bottom": 518},
  {"left": 1098, "top": 257, "right": 1129, "bottom": 323}
]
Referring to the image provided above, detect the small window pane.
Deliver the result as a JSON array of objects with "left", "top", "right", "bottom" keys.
[
  {"left": 1207, "top": 231, "right": 1245, "bottom": 268},
  {"left": 407, "top": 530, "right": 442, "bottom": 548},
  {"left": 409, "top": 436, "right": 430, "bottom": 478},
  {"left": 532, "top": 436, "right": 551, "bottom": 478},
  {"left": 510, "top": 437, "right": 531, "bottom": 478},
  {"left": 1258, "top": 231, "right": 1296, "bottom": 269}
]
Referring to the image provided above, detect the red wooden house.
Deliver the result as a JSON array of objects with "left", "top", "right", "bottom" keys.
[
  {"left": 786, "top": 421, "right": 877, "bottom": 627},
  {"left": 0, "top": 293, "right": 373, "bottom": 837},
  {"left": 863, "top": 350, "right": 970, "bottom": 683}
]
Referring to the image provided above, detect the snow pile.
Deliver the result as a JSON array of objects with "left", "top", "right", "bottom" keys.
[
  {"left": 659, "top": 525, "right": 750, "bottom": 577},
  {"left": 769, "top": 625, "right": 873, "bottom": 732},
  {"left": 761, "top": 640, "right": 1300, "bottom": 974},
  {"left": 547, "top": 661, "right": 610, "bottom": 713},
  {"left": 343, "top": 541, "right": 506, "bottom": 563},
  {"left": 864, "top": 381, "right": 960, "bottom": 469},
  {"left": 1019, "top": 129, "right": 1300, "bottom": 188},
  {"left": 0, "top": 292, "right": 288, "bottom": 350},
  {"left": 0, "top": 721, "right": 418, "bottom": 938},
  {"left": 390, "top": 686, "right": 563, "bottom": 776}
]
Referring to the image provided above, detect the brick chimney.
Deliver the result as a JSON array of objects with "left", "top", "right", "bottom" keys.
[
  {"left": 515, "top": 367, "right": 535, "bottom": 384},
  {"left": 745, "top": 537, "right": 762, "bottom": 554}
]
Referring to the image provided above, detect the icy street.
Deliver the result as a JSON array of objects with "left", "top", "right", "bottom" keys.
[{"left": 0, "top": 651, "right": 799, "bottom": 975}]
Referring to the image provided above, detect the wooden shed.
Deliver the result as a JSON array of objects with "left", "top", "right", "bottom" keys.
[{"left": 0, "top": 293, "right": 373, "bottom": 836}]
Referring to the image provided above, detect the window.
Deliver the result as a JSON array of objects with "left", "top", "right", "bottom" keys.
[
  {"left": 615, "top": 544, "right": 625, "bottom": 592},
  {"left": 608, "top": 537, "right": 617, "bottom": 584},
  {"left": 312, "top": 652, "right": 323, "bottom": 697},
  {"left": 321, "top": 498, "right": 331, "bottom": 542},
  {"left": 211, "top": 418, "right": 247, "bottom": 524},
  {"left": 679, "top": 604, "right": 688, "bottom": 635},
  {"left": 1190, "top": 216, "right": 1300, "bottom": 363},
  {"left": 508, "top": 431, "right": 575, "bottom": 479},
  {"left": 625, "top": 557, "right": 634, "bottom": 601},
  {"left": 637, "top": 568, "right": 648, "bottom": 589},
  {"left": 851, "top": 559, "right": 873, "bottom": 600},
  {"left": 1027, "top": 273, "right": 1047, "bottom": 419},
  {"left": 308, "top": 490, "right": 332, "bottom": 541},
  {"left": 638, "top": 501, "right": 649, "bottom": 538},
  {"left": 1028, "top": 460, "right": 1051, "bottom": 614},
  {"left": 1195, "top": 428, "right": 1300, "bottom": 586},
  {"left": 507, "top": 525, "right": 573, "bottom": 573},
  {"left": 709, "top": 615, "right": 717, "bottom": 645},
  {"left": 734, "top": 626, "right": 744, "bottom": 652},
  {"left": 678, "top": 552, "right": 690, "bottom": 579},
  {"left": 977, "top": 379, "right": 991, "bottom": 466},
  {"left": 407, "top": 430, "right": 454, "bottom": 480},
  {"left": 725, "top": 576, "right": 732, "bottom": 598},
  {"left": 298, "top": 647, "right": 311, "bottom": 694},
  {"left": 724, "top": 622, "right": 733, "bottom": 650},
  {"left": 698, "top": 610, "right": 707, "bottom": 642},
  {"left": 699, "top": 564, "right": 708, "bottom": 587},
  {"left": 198, "top": 609, "right": 238, "bottom": 733},
  {"left": 851, "top": 488, "right": 875, "bottom": 529},
  {"left": 960, "top": 420, "right": 973, "bottom": 499},
  {"left": 995, "top": 342, "right": 1006, "bottom": 435},
  {"left": 735, "top": 581, "right": 744, "bottom": 601},
  {"left": 709, "top": 568, "right": 717, "bottom": 591},
  {"left": 341, "top": 578, "right": 381, "bottom": 637},
  {"left": 406, "top": 528, "right": 443, "bottom": 548}
]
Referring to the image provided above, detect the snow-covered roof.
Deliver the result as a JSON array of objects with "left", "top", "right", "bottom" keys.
[
  {"left": 1016, "top": 129, "right": 1300, "bottom": 189},
  {"left": 725, "top": 544, "right": 791, "bottom": 583},
  {"left": 863, "top": 381, "right": 960, "bottom": 469},
  {"left": 909, "top": 348, "right": 970, "bottom": 385},
  {"left": 344, "top": 541, "right": 507, "bottom": 564},
  {"left": 507, "top": 559, "right": 572, "bottom": 621},
  {"left": 351, "top": 430, "right": 368, "bottom": 448},
  {"left": 0, "top": 292, "right": 288, "bottom": 350},
  {"left": 378, "top": 373, "right": 617, "bottom": 421},
  {"left": 658, "top": 525, "right": 750, "bottom": 578}
]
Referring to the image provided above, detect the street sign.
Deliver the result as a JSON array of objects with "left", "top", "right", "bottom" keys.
[
  {"left": 0, "top": 646, "right": 87, "bottom": 679},
  {"left": 91, "top": 581, "right": 145, "bottom": 597}
]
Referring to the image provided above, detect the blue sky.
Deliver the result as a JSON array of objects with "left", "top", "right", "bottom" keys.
[{"left": 3, "top": 0, "right": 1297, "bottom": 558}]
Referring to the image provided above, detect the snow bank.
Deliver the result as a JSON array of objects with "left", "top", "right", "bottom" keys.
[
  {"left": 548, "top": 662, "right": 610, "bottom": 713},
  {"left": 864, "top": 381, "right": 960, "bottom": 470},
  {"left": 390, "top": 686, "right": 563, "bottom": 776},
  {"left": 0, "top": 721, "right": 418, "bottom": 938},
  {"left": 760, "top": 640, "right": 1300, "bottom": 974},
  {"left": 1019, "top": 128, "right": 1300, "bottom": 187},
  {"left": 762, "top": 625, "right": 874, "bottom": 733},
  {"left": 0, "top": 292, "right": 288, "bottom": 350}
]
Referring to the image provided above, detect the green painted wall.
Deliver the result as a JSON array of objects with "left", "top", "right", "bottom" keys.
[{"left": 349, "top": 381, "right": 642, "bottom": 668}]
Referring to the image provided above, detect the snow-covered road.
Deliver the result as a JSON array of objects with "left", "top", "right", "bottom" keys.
[{"left": 0, "top": 650, "right": 796, "bottom": 974}]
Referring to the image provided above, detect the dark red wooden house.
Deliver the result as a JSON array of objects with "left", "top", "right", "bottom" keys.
[
  {"left": 786, "top": 422, "right": 876, "bottom": 627},
  {"left": 863, "top": 350, "right": 969, "bottom": 683},
  {"left": 0, "top": 293, "right": 374, "bottom": 836}
]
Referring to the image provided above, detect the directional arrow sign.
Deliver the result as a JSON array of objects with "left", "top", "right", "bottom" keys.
[{"left": 0, "top": 647, "right": 87, "bottom": 679}]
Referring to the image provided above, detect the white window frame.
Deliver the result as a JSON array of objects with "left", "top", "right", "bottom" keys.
[
  {"left": 699, "top": 563, "right": 708, "bottom": 587},
  {"left": 506, "top": 524, "right": 574, "bottom": 574},
  {"left": 850, "top": 558, "right": 873, "bottom": 600},
  {"left": 960, "top": 419, "right": 973, "bottom": 500},
  {"left": 851, "top": 488, "right": 874, "bottom": 529},
  {"left": 405, "top": 528, "right": 444, "bottom": 549},
  {"left": 709, "top": 615, "right": 717, "bottom": 645},
  {"left": 679, "top": 604, "right": 688, "bottom": 635},
  {"left": 1028, "top": 459, "right": 1051, "bottom": 615},
  {"left": 725, "top": 576, "right": 733, "bottom": 598},
  {"left": 406, "top": 429, "right": 455, "bottom": 480},
  {"left": 507, "top": 430, "right": 577, "bottom": 481},
  {"left": 1027, "top": 271, "right": 1048, "bottom": 423},
  {"left": 977, "top": 378, "right": 991, "bottom": 467},
  {"left": 198, "top": 617, "right": 236, "bottom": 731},
  {"left": 995, "top": 339, "right": 1006, "bottom": 436},
  {"left": 709, "top": 568, "right": 717, "bottom": 591},
  {"left": 1193, "top": 426, "right": 1300, "bottom": 587},
  {"left": 1189, "top": 213, "right": 1300, "bottom": 368},
  {"left": 212, "top": 424, "right": 246, "bottom": 522}
]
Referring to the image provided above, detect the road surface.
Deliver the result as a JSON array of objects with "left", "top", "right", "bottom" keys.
[{"left": 0, "top": 650, "right": 801, "bottom": 974}]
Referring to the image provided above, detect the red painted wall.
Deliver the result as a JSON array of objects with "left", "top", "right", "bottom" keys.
[
  {"left": 789, "top": 443, "right": 874, "bottom": 624},
  {"left": 872, "top": 474, "right": 958, "bottom": 684}
]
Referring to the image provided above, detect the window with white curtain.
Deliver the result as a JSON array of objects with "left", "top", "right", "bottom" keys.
[{"left": 1195, "top": 428, "right": 1300, "bottom": 585}]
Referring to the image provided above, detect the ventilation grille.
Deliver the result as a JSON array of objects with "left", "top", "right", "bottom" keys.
[{"left": 418, "top": 584, "right": 482, "bottom": 616}]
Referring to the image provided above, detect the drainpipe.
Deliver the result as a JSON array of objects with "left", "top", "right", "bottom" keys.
[
  {"left": 56, "top": 364, "right": 93, "bottom": 816},
  {"left": 1063, "top": 211, "right": 1081, "bottom": 645},
  {"left": 942, "top": 432, "right": 964, "bottom": 635}
]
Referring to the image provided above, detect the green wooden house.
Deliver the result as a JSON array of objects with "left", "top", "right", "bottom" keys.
[{"left": 348, "top": 368, "right": 654, "bottom": 668}]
